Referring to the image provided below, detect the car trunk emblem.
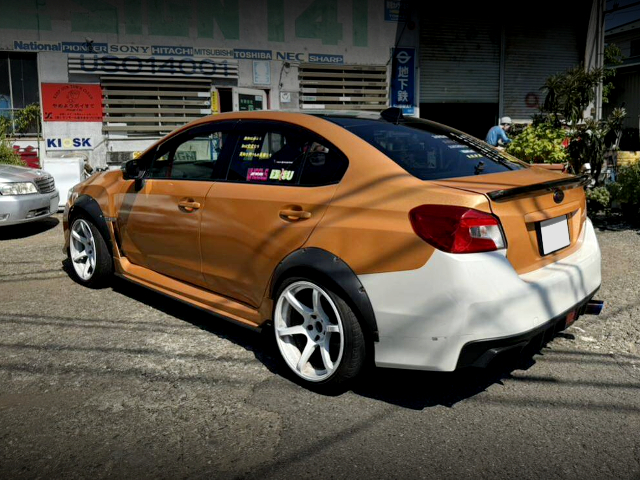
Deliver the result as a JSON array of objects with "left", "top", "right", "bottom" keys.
[{"left": 553, "top": 189, "right": 564, "bottom": 204}]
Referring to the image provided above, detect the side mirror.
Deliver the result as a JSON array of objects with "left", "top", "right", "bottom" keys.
[
  {"left": 123, "top": 159, "right": 146, "bottom": 190},
  {"left": 123, "top": 159, "right": 141, "bottom": 179}
]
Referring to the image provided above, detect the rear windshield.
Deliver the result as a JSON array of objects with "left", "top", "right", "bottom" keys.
[{"left": 325, "top": 117, "right": 526, "bottom": 181}]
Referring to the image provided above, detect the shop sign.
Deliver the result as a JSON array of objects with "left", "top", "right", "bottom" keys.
[
  {"left": 384, "top": 0, "right": 410, "bottom": 22},
  {"left": 41, "top": 84, "right": 103, "bottom": 122},
  {"left": 45, "top": 137, "right": 94, "bottom": 150},
  {"left": 308, "top": 54, "right": 343, "bottom": 64},
  {"left": 234, "top": 49, "right": 273, "bottom": 60},
  {"left": 13, "top": 40, "right": 109, "bottom": 53},
  {"left": 73, "top": 55, "right": 235, "bottom": 77},
  {"left": 390, "top": 47, "right": 415, "bottom": 115},
  {"left": 276, "top": 52, "right": 306, "bottom": 62}
]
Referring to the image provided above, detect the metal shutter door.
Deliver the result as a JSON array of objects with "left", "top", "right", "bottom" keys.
[{"left": 419, "top": 17, "right": 500, "bottom": 103}]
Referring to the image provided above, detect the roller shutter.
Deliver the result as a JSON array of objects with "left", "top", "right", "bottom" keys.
[
  {"left": 419, "top": 17, "right": 500, "bottom": 103},
  {"left": 504, "top": 22, "right": 582, "bottom": 121}
]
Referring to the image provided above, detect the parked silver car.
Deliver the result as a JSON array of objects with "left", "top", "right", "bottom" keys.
[{"left": 0, "top": 165, "right": 59, "bottom": 226}]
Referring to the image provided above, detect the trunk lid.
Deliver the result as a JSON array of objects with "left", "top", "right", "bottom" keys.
[{"left": 434, "top": 167, "right": 589, "bottom": 274}]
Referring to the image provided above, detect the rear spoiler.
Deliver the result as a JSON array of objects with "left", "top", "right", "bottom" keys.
[{"left": 488, "top": 174, "right": 591, "bottom": 202}]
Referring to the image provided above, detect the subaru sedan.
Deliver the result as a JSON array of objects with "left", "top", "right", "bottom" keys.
[{"left": 62, "top": 109, "right": 603, "bottom": 392}]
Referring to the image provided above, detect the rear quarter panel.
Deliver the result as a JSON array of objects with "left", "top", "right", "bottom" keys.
[{"left": 298, "top": 121, "right": 494, "bottom": 275}]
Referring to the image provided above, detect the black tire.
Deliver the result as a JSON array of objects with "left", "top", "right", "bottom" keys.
[
  {"left": 68, "top": 214, "right": 113, "bottom": 289},
  {"left": 273, "top": 276, "right": 366, "bottom": 393}
]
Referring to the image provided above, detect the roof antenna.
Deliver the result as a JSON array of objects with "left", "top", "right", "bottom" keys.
[{"left": 380, "top": 107, "right": 404, "bottom": 124}]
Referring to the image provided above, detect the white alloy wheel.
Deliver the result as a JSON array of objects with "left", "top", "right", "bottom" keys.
[
  {"left": 70, "top": 218, "right": 97, "bottom": 281},
  {"left": 274, "top": 281, "right": 345, "bottom": 383}
]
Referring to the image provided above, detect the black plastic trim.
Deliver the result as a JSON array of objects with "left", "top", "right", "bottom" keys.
[
  {"left": 456, "top": 287, "right": 600, "bottom": 369},
  {"left": 487, "top": 174, "right": 591, "bottom": 202},
  {"left": 270, "top": 247, "right": 379, "bottom": 342},
  {"left": 69, "top": 195, "right": 113, "bottom": 255}
]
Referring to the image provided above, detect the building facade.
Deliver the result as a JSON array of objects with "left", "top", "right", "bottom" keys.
[
  {"left": 604, "top": 18, "right": 640, "bottom": 137},
  {"left": 0, "top": 0, "right": 601, "bottom": 168}
]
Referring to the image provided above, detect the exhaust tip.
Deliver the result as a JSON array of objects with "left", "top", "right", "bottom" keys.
[{"left": 584, "top": 300, "right": 604, "bottom": 315}]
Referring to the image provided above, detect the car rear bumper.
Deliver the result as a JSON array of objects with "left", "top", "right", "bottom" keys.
[
  {"left": 0, "top": 191, "right": 60, "bottom": 226},
  {"left": 358, "top": 217, "right": 602, "bottom": 372}
]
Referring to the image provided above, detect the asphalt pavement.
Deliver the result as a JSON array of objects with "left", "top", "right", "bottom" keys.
[{"left": 0, "top": 214, "right": 639, "bottom": 480}]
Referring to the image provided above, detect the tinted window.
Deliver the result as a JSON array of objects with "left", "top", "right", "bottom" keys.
[
  {"left": 226, "top": 126, "right": 348, "bottom": 187},
  {"left": 298, "top": 141, "right": 348, "bottom": 187},
  {"left": 147, "top": 127, "right": 228, "bottom": 180},
  {"left": 325, "top": 117, "right": 525, "bottom": 181},
  {"left": 226, "top": 131, "right": 304, "bottom": 184}
]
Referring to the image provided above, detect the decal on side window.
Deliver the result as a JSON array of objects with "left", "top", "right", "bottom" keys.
[{"left": 247, "top": 168, "right": 270, "bottom": 181}]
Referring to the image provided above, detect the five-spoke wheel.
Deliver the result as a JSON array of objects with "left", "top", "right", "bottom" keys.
[
  {"left": 68, "top": 215, "right": 112, "bottom": 288},
  {"left": 70, "top": 218, "right": 97, "bottom": 281},
  {"left": 274, "top": 278, "right": 365, "bottom": 389}
]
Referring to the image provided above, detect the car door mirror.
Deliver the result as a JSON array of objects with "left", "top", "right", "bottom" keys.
[
  {"left": 123, "top": 159, "right": 141, "bottom": 179},
  {"left": 123, "top": 159, "right": 146, "bottom": 190}
]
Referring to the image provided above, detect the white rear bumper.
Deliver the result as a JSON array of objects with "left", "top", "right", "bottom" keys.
[{"left": 359, "top": 218, "right": 602, "bottom": 371}]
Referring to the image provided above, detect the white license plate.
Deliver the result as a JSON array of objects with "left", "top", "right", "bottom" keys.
[{"left": 539, "top": 215, "right": 570, "bottom": 255}]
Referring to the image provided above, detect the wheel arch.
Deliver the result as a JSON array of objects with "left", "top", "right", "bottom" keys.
[
  {"left": 68, "top": 195, "right": 113, "bottom": 256},
  {"left": 269, "top": 247, "right": 379, "bottom": 343}
]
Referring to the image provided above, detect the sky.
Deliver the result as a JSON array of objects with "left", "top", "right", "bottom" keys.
[{"left": 605, "top": 0, "right": 640, "bottom": 30}]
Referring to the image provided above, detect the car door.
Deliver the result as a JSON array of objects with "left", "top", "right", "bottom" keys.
[
  {"left": 200, "top": 120, "right": 349, "bottom": 308},
  {"left": 116, "top": 121, "right": 236, "bottom": 288}
]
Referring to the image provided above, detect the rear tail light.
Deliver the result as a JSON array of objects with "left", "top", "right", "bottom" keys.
[{"left": 409, "top": 205, "right": 506, "bottom": 254}]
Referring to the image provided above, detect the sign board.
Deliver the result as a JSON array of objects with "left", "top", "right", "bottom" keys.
[
  {"left": 390, "top": 47, "right": 415, "bottom": 115},
  {"left": 385, "top": 0, "right": 410, "bottom": 22},
  {"left": 211, "top": 89, "right": 220, "bottom": 114},
  {"left": 45, "top": 137, "right": 94, "bottom": 150},
  {"left": 253, "top": 61, "right": 271, "bottom": 85},
  {"left": 41, "top": 84, "right": 103, "bottom": 122}
]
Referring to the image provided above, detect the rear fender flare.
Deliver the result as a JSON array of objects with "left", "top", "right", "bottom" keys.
[{"left": 270, "top": 247, "right": 379, "bottom": 342}]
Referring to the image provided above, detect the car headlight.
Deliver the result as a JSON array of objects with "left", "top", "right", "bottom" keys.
[{"left": 0, "top": 182, "right": 38, "bottom": 195}]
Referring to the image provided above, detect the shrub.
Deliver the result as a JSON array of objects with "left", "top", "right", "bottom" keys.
[
  {"left": 609, "top": 162, "right": 640, "bottom": 222},
  {"left": 0, "top": 136, "right": 25, "bottom": 166},
  {"left": 585, "top": 186, "right": 611, "bottom": 213},
  {"left": 506, "top": 123, "right": 568, "bottom": 164}
]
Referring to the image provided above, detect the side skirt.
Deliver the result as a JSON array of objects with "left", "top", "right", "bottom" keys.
[{"left": 113, "top": 256, "right": 270, "bottom": 331}]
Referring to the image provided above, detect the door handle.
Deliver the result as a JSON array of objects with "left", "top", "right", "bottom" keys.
[
  {"left": 178, "top": 200, "right": 201, "bottom": 212},
  {"left": 279, "top": 208, "right": 312, "bottom": 221}
]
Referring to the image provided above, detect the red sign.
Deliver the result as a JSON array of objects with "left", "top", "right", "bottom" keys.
[{"left": 41, "top": 83, "right": 103, "bottom": 122}]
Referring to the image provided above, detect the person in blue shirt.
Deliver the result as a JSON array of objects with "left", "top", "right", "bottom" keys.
[{"left": 485, "top": 116, "right": 513, "bottom": 147}]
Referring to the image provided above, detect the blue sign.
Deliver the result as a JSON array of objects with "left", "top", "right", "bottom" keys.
[
  {"left": 234, "top": 49, "right": 273, "bottom": 60},
  {"left": 391, "top": 47, "right": 415, "bottom": 115},
  {"left": 308, "top": 54, "right": 343, "bottom": 64},
  {"left": 151, "top": 45, "right": 194, "bottom": 56}
]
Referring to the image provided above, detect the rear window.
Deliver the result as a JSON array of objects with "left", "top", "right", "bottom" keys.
[{"left": 325, "top": 117, "right": 526, "bottom": 181}]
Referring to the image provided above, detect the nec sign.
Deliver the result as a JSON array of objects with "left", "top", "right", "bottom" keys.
[{"left": 46, "top": 137, "right": 93, "bottom": 150}]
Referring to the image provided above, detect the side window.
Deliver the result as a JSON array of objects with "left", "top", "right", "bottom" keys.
[
  {"left": 226, "top": 130, "right": 305, "bottom": 184},
  {"left": 298, "top": 140, "right": 348, "bottom": 187},
  {"left": 147, "top": 129, "right": 228, "bottom": 180}
]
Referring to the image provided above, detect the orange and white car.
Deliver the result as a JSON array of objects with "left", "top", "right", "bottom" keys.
[{"left": 63, "top": 109, "right": 603, "bottom": 391}]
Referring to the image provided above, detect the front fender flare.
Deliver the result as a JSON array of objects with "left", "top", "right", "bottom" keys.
[{"left": 68, "top": 195, "right": 113, "bottom": 255}]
